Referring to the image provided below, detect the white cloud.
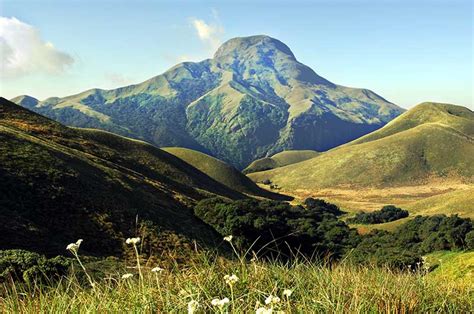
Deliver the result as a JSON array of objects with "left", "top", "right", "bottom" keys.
[
  {"left": 190, "top": 12, "right": 224, "bottom": 52},
  {"left": 0, "top": 17, "right": 74, "bottom": 78}
]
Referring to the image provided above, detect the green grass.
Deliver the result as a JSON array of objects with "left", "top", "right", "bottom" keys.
[
  {"left": 406, "top": 187, "right": 474, "bottom": 218},
  {"left": 243, "top": 150, "right": 319, "bottom": 174},
  {"left": 2, "top": 248, "right": 472, "bottom": 313},
  {"left": 425, "top": 251, "right": 474, "bottom": 282},
  {"left": 249, "top": 103, "right": 474, "bottom": 189},
  {"left": 163, "top": 147, "right": 291, "bottom": 200}
]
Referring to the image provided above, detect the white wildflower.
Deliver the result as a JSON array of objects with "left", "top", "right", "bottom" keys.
[
  {"left": 256, "top": 307, "right": 273, "bottom": 314},
  {"left": 187, "top": 300, "right": 199, "bottom": 314},
  {"left": 151, "top": 266, "right": 164, "bottom": 273},
  {"left": 223, "top": 235, "right": 233, "bottom": 242},
  {"left": 126, "top": 237, "right": 140, "bottom": 245},
  {"left": 211, "top": 297, "right": 230, "bottom": 308},
  {"left": 224, "top": 274, "right": 239, "bottom": 286},
  {"left": 282, "top": 289, "right": 293, "bottom": 297},
  {"left": 121, "top": 273, "right": 133, "bottom": 279},
  {"left": 265, "top": 295, "right": 281, "bottom": 305},
  {"left": 66, "top": 239, "right": 83, "bottom": 252}
]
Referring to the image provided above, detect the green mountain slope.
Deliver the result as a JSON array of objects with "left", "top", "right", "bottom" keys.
[
  {"left": 162, "top": 147, "right": 291, "bottom": 200},
  {"left": 0, "top": 97, "right": 245, "bottom": 257},
  {"left": 13, "top": 35, "right": 403, "bottom": 169},
  {"left": 243, "top": 150, "right": 319, "bottom": 173},
  {"left": 249, "top": 102, "right": 474, "bottom": 188}
]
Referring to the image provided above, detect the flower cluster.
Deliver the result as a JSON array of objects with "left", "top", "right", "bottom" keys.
[
  {"left": 125, "top": 237, "right": 140, "bottom": 245},
  {"left": 224, "top": 274, "right": 239, "bottom": 286},
  {"left": 187, "top": 300, "right": 199, "bottom": 314},
  {"left": 211, "top": 297, "right": 230, "bottom": 308},
  {"left": 151, "top": 266, "right": 164, "bottom": 273},
  {"left": 66, "top": 239, "right": 83, "bottom": 253},
  {"left": 256, "top": 307, "right": 273, "bottom": 314},
  {"left": 282, "top": 289, "right": 293, "bottom": 297},
  {"left": 121, "top": 273, "right": 133, "bottom": 279},
  {"left": 265, "top": 295, "right": 281, "bottom": 305},
  {"left": 223, "top": 235, "right": 233, "bottom": 242}
]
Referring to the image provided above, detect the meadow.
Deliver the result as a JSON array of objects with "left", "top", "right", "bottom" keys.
[{"left": 1, "top": 238, "right": 473, "bottom": 313}]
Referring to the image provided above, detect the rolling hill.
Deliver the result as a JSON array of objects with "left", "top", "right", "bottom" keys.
[
  {"left": 249, "top": 102, "right": 474, "bottom": 189},
  {"left": 12, "top": 35, "right": 403, "bottom": 169},
  {"left": 243, "top": 150, "right": 319, "bottom": 173},
  {"left": 162, "top": 147, "right": 291, "bottom": 200},
  {"left": 0, "top": 97, "right": 247, "bottom": 257}
]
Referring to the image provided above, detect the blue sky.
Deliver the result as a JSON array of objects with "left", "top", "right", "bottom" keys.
[{"left": 1, "top": 0, "right": 472, "bottom": 109}]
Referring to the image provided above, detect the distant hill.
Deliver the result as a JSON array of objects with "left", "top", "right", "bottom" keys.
[
  {"left": 406, "top": 187, "right": 474, "bottom": 218},
  {"left": 243, "top": 150, "right": 319, "bottom": 173},
  {"left": 0, "top": 97, "right": 246, "bottom": 257},
  {"left": 249, "top": 102, "right": 474, "bottom": 188},
  {"left": 162, "top": 147, "right": 291, "bottom": 200},
  {"left": 12, "top": 35, "right": 403, "bottom": 169}
]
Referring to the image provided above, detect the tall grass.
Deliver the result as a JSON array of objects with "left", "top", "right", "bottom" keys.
[{"left": 1, "top": 248, "right": 472, "bottom": 313}]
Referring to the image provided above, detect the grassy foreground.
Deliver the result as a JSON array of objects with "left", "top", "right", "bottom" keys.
[{"left": 2, "top": 249, "right": 473, "bottom": 313}]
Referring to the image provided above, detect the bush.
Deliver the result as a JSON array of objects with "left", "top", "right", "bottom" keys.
[
  {"left": 194, "top": 197, "right": 359, "bottom": 260},
  {"left": 347, "top": 205, "right": 408, "bottom": 224},
  {"left": 0, "top": 250, "right": 71, "bottom": 283},
  {"left": 350, "top": 215, "right": 473, "bottom": 269}
]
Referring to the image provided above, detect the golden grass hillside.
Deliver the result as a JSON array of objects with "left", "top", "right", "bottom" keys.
[{"left": 249, "top": 103, "right": 473, "bottom": 188}]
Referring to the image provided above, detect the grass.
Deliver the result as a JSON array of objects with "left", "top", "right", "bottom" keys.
[
  {"left": 243, "top": 150, "right": 319, "bottom": 174},
  {"left": 2, "top": 246, "right": 473, "bottom": 313},
  {"left": 249, "top": 102, "right": 474, "bottom": 189},
  {"left": 163, "top": 147, "right": 290, "bottom": 200}
]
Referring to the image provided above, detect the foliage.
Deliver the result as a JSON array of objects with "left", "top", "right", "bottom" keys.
[
  {"left": 194, "top": 197, "right": 359, "bottom": 259},
  {"left": 0, "top": 250, "right": 71, "bottom": 283},
  {"left": 347, "top": 205, "right": 409, "bottom": 224},
  {"left": 351, "top": 215, "right": 473, "bottom": 268}
]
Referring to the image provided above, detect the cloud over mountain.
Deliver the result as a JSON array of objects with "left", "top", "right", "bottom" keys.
[{"left": 0, "top": 17, "right": 74, "bottom": 78}]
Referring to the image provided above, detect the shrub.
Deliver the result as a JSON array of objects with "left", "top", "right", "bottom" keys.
[
  {"left": 194, "top": 197, "right": 359, "bottom": 260},
  {"left": 0, "top": 249, "right": 71, "bottom": 283},
  {"left": 350, "top": 215, "right": 473, "bottom": 269},
  {"left": 347, "top": 205, "right": 408, "bottom": 224}
]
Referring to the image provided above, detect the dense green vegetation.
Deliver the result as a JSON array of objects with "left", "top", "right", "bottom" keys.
[
  {"left": 347, "top": 205, "right": 409, "bottom": 224},
  {"left": 13, "top": 35, "right": 402, "bottom": 168},
  {"left": 194, "top": 197, "right": 357, "bottom": 259},
  {"left": 250, "top": 102, "right": 474, "bottom": 187},
  {"left": 351, "top": 215, "right": 473, "bottom": 268},
  {"left": 194, "top": 197, "right": 473, "bottom": 269},
  {"left": 0, "top": 250, "right": 71, "bottom": 283}
]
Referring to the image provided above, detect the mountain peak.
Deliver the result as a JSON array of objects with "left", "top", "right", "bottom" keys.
[{"left": 213, "top": 35, "right": 296, "bottom": 61}]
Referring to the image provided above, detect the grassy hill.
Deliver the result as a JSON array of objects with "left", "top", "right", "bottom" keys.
[
  {"left": 162, "top": 147, "right": 291, "bottom": 200},
  {"left": 243, "top": 150, "right": 319, "bottom": 173},
  {"left": 405, "top": 187, "right": 474, "bottom": 218},
  {"left": 0, "top": 97, "right": 247, "bottom": 257},
  {"left": 249, "top": 102, "right": 474, "bottom": 189}
]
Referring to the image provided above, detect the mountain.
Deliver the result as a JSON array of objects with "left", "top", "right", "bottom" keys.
[
  {"left": 162, "top": 147, "right": 291, "bottom": 200},
  {"left": 249, "top": 102, "right": 474, "bottom": 188},
  {"left": 243, "top": 150, "right": 319, "bottom": 174},
  {"left": 12, "top": 35, "right": 403, "bottom": 169},
  {"left": 0, "top": 97, "right": 248, "bottom": 257}
]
